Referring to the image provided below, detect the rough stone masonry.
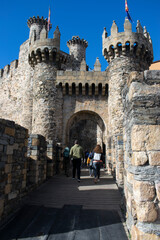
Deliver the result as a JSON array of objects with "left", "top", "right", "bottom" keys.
[{"left": 0, "top": 14, "right": 160, "bottom": 239}]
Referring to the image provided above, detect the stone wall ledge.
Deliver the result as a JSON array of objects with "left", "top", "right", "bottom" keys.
[
  {"left": 57, "top": 70, "right": 107, "bottom": 77},
  {"left": 127, "top": 165, "right": 160, "bottom": 181},
  {"left": 128, "top": 82, "right": 160, "bottom": 102},
  {"left": 137, "top": 222, "right": 160, "bottom": 236},
  {"left": 144, "top": 70, "right": 160, "bottom": 83}
]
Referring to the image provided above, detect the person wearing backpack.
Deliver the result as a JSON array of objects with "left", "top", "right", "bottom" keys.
[
  {"left": 63, "top": 146, "right": 70, "bottom": 177},
  {"left": 87, "top": 151, "right": 94, "bottom": 177},
  {"left": 92, "top": 145, "right": 103, "bottom": 183}
]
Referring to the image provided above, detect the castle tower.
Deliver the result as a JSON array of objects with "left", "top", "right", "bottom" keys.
[
  {"left": 67, "top": 36, "right": 88, "bottom": 62},
  {"left": 102, "top": 18, "right": 153, "bottom": 186},
  {"left": 27, "top": 16, "right": 67, "bottom": 141},
  {"left": 27, "top": 16, "right": 48, "bottom": 42}
]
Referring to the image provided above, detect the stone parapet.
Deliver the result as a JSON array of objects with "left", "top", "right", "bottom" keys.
[
  {"left": 102, "top": 18, "right": 153, "bottom": 68},
  {"left": 27, "top": 134, "right": 47, "bottom": 186},
  {"left": 56, "top": 70, "right": 108, "bottom": 96},
  {"left": 0, "top": 119, "right": 61, "bottom": 224},
  {"left": 28, "top": 43, "right": 70, "bottom": 67},
  {"left": 123, "top": 71, "right": 160, "bottom": 239},
  {"left": 27, "top": 16, "right": 48, "bottom": 29},
  {"left": 0, "top": 119, "right": 28, "bottom": 222},
  {"left": 0, "top": 60, "right": 18, "bottom": 79}
]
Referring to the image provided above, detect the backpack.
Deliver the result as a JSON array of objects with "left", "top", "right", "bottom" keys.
[
  {"left": 63, "top": 147, "right": 70, "bottom": 157},
  {"left": 88, "top": 152, "right": 93, "bottom": 159}
]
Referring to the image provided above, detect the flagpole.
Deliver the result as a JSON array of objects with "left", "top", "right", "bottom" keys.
[
  {"left": 125, "top": 0, "right": 133, "bottom": 23},
  {"left": 47, "top": 6, "right": 51, "bottom": 32}
]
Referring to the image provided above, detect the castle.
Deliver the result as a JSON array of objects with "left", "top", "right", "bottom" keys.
[{"left": 0, "top": 15, "right": 160, "bottom": 239}]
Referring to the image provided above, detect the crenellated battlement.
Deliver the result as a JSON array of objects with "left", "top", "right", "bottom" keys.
[
  {"left": 27, "top": 16, "right": 64, "bottom": 67},
  {"left": 27, "top": 16, "right": 48, "bottom": 28},
  {"left": 0, "top": 60, "right": 18, "bottom": 78},
  {"left": 102, "top": 18, "right": 153, "bottom": 67},
  {"left": 28, "top": 43, "right": 71, "bottom": 67},
  {"left": 56, "top": 70, "right": 108, "bottom": 96},
  {"left": 67, "top": 36, "right": 88, "bottom": 62},
  {"left": 67, "top": 36, "right": 88, "bottom": 48},
  {"left": 27, "top": 16, "right": 48, "bottom": 44}
]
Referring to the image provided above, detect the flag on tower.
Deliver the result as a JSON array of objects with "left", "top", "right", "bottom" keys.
[
  {"left": 47, "top": 7, "right": 52, "bottom": 31},
  {"left": 125, "top": 0, "right": 133, "bottom": 22}
]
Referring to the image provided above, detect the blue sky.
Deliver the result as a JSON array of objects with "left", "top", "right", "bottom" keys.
[{"left": 0, "top": 0, "right": 160, "bottom": 71}]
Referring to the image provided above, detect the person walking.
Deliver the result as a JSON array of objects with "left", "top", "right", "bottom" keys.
[
  {"left": 70, "top": 140, "right": 84, "bottom": 182},
  {"left": 87, "top": 151, "right": 94, "bottom": 177},
  {"left": 63, "top": 146, "right": 70, "bottom": 177},
  {"left": 92, "top": 145, "right": 103, "bottom": 183}
]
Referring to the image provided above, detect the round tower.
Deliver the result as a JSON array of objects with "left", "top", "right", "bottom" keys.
[
  {"left": 102, "top": 18, "right": 153, "bottom": 186},
  {"left": 67, "top": 36, "right": 88, "bottom": 62},
  {"left": 27, "top": 16, "right": 48, "bottom": 41},
  {"left": 27, "top": 16, "right": 68, "bottom": 142}
]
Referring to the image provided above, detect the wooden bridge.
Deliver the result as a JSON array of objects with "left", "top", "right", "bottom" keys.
[{"left": 0, "top": 169, "right": 129, "bottom": 240}]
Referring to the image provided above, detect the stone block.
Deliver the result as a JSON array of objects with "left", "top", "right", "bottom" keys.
[
  {"left": 7, "top": 155, "right": 13, "bottom": 163},
  {"left": 4, "top": 127, "right": 15, "bottom": 137},
  {"left": 7, "top": 173, "right": 12, "bottom": 183},
  {"left": 131, "top": 225, "right": 160, "bottom": 240},
  {"left": 133, "top": 180, "right": 155, "bottom": 202},
  {"left": 158, "top": 203, "right": 160, "bottom": 221},
  {"left": 24, "top": 162, "right": 27, "bottom": 169},
  {"left": 22, "top": 169, "right": 27, "bottom": 175},
  {"left": 13, "top": 143, "right": 19, "bottom": 150},
  {"left": 31, "top": 149, "right": 39, "bottom": 156},
  {"left": 6, "top": 145, "right": 14, "bottom": 155},
  {"left": 0, "top": 198, "right": 4, "bottom": 217},
  {"left": 0, "top": 145, "right": 3, "bottom": 152},
  {"left": 30, "top": 155, "right": 38, "bottom": 160},
  {"left": 136, "top": 201, "right": 157, "bottom": 222},
  {"left": 25, "top": 139, "right": 28, "bottom": 147},
  {"left": 32, "top": 138, "right": 40, "bottom": 146},
  {"left": 5, "top": 184, "right": 12, "bottom": 194},
  {"left": 5, "top": 164, "right": 12, "bottom": 173},
  {"left": 131, "top": 125, "right": 160, "bottom": 151},
  {"left": 148, "top": 151, "right": 160, "bottom": 166},
  {"left": 131, "top": 199, "right": 137, "bottom": 220},
  {"left": 126, "top": 190, "right": 132, "bottom": 211},
  {"left": 22, "top": 181, "right": 26, "bottom": 189},
  {"left": 127, "top": 172, "right": 134, "bottom": 184},
  {"left": 132, "top": 152, "right": 148, "bottom": 166},
  {"left": 155, "top": 182, "right": 160, "bottom": 201},
  {"left": 8, "top": 191, "right": 18, "bottom": 200}
]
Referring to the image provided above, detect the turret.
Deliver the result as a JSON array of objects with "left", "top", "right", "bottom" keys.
[
  {"left": 102, "top": 18, "right": 153, "bottom": 187},
  {"left": 27, "top": 16, "right": 48, "bottom": 42},
  {"left": 27, "top": 16, "right": 68, "bottom": 142},
  {"left": 27, "top": 16, "right": 67, "bottom": 67},
  {"left": 67, "top": 36, "right": 88, "bottom": 62},
  {"left": 102, "top": 18, "right": 153, "bottom": 70}
]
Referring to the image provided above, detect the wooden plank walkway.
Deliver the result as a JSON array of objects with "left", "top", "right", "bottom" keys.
[{"left": 0, "top": 169, "right": 129, "bottom": 240}]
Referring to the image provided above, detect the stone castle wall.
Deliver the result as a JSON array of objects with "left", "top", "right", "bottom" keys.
[
  {"left": 0, "top": 119, "right": 63, "bottom": 224},
  {"left": 0, "top": 15, "right": 159, "bottom": 239},
  {"left": 0, "top": 119, "right": 28, "bottom": 222},
  {"left": 123, "top": 71, "right": 160, "bottom": 239},
  {"left": 0, "top": 41, "right": 33, "bottom": 133},
  {"left": 56, "top": 70, "right": 109, "bottom": 150}
]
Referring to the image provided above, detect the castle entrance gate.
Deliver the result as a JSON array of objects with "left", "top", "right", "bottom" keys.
[{"left": 66, "top": 110, "right": 106, "bottom": 158}]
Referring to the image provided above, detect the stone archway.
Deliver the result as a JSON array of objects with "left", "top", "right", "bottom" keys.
[{"left": 66, "top": 110, "right": 106, "bottom": 153}]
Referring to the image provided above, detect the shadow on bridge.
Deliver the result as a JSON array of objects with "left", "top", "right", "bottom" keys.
[{"left": 0, "top": 169, "right": 129, "bottom": 240}]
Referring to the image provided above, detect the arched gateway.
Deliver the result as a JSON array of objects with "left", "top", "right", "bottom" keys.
[{"left": 65, "top": 110, "right": 106, "bottom": 158}]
